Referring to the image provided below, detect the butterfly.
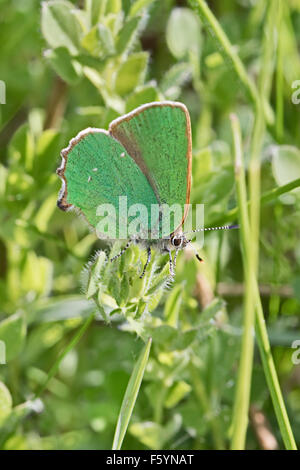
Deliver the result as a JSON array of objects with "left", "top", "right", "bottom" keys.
[{"left": 57, "top": 101, "right": 236, "bottom": 278}]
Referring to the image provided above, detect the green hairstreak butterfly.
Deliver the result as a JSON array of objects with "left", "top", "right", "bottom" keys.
[{"left": 57, "top": 101, "right": 236, "bottom": 277}]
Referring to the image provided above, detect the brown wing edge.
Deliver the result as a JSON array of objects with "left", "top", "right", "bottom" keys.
[
  {"left": 109, "top": 101, "right": 192, "bottom": 235},
  {"left": 56, "top": 127, "right": 109, "bottom": 212}
]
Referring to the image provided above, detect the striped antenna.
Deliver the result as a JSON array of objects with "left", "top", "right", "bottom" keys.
[
  {"left": 185, "top": 224, "right": 238, "bottom": 264},
  {"left": 184, "top": 224, "right": 239, "bottom": 235}
]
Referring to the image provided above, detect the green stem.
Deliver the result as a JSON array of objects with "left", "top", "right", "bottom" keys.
[
  {"left": 230, "top": 115, "right": 255, "bottom": 450},
  {"left": 34, "top": 312, "right": 95, "bottom": 398},
  {"left": 254, "top": 285, "right": 297, "bottom": 449},
  {"left": 249, "top": 0, "right": 277, "bottom": 275},
  {"left": 153, "top": 386, "right": 167, "bottom": 424},
  {"left": 276, "top": 0, "right": 284, "bottom": 142},
  {"left": 248, "top": 108, "right": 264, "bottom": 273}
]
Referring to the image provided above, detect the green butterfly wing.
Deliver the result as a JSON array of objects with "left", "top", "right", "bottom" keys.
[
  {"left": 57, "top": 129, "right": 158, "bottom": 239},
  {"left": 109, "top": 102, "right": 192, "bottom": 236}
]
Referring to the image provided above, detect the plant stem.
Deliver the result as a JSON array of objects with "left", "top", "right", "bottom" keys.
[
  {"left": 254, "top": 285, "right": 297, "bottom": 449},
  {"left": 249, "top": 0, "right": 277, "bottom": 275},
  {"left": 276, "top": 0, "right": 284, "bottom": 142},
  {"left": 230, "top": 114, "right": 255, "bottom": 449}
]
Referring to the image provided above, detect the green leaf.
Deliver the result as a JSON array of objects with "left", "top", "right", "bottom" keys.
[
  {"left": 145, "top": 262, "right": 169, "bottom": 296},
  {"left": 105, "top": 0, "right": 122, "bottom": 14},
  {"left": 114, "top": 52, "right": 148, "bottom": 96},
  {"left": 85, "top": 251, "right": 107, "bottom": 299},
  {"left": 129, "top": 0, "right": 156, "bottom": 18},
  {"left": 105, "top": 11, "right": 124, "bottom": 36},
  {"left": 21, "top": 251, "right": 53, "bottom": 297},
  {"left": 166, "top": 8, "right": 201, "bottom": 59},
  {"left": 129, "top": 413, "right": 181, "bottom": 449},
  {"left": 178, "top": 399, "right": 207, "bottom": 436},
  {"left": 34, "top": 193, "right": 58, "bottom": 233},
  {"left": 81, "top": 24, "right": 115, "bottom": 58},
  {"left": 112, "top": 337, "right": 152, "bottom": 450},
  {"left": 34, "top": 129, "right": 61, "bottom": 179},
  {"left": 41, "top": 0, "right": 83, "bottom": 55},
  {"left": 5, "top": 171, "right": 34, "bottom": 210},
  {"left": 160, "top": 62, "right": 192, "bottom": 100},
  {"left": 0, "top": 382, "right": 12, "bottom": 426},
  {"left": 193, "top": 147, "right": 213, "bottom": 182},
  {"left": 33, "top": 296, "right": 95, "bottom": 323},
  {"left": 125, "top": 83, "right": 160, "bottom": 112},
  {"left": 83, "top": 66, "right": 125, "bottom": 113},
  {"left": 203, "top": 167, "right": 234, "bottom": 206},
  {"left": 44, "top": 47, "right": 82, "bottom": 85},
  {"left": 165, "top": 381, "right": 191, "bottom": 409},
  {"left": 116, "top": 16, "right": 141, "bottom": 55},
  {"left": 85, "top": 0, "right": 107, "bottom": 26},
  {"left": 272, "top": 145, "right": 300, "bottom": 203},
  {"left": 150, "top": 325, "right": 177, "bottom": 346},
  {"left": 171, "top": 328, "right": 197, "bottom": 350},
  {"left": 0, "top": 313, "right": 26, "bottom": 362},
  {"left": 0, "top": 164, "right": 7, "bottom": 199},
  {"left": 197, "top": 298, "right": 226, "bottom": 326},
  {"left": 8, "top": 124, "right": 34, "bottom": 173},
  {"left": 164, "top": 283, "right": 183, "bottom": 328},
  {"left": 34, "top": 313, "right": 95, "bottom": 399}
]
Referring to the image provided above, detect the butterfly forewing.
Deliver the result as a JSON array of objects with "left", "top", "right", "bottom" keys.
[{"left": 57, "top": 129, "right": 158, "bottom": 239}]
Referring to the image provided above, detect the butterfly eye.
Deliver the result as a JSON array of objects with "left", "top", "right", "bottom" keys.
[{"left": 172, "top": 237, "right": 182, "bottom": 248}]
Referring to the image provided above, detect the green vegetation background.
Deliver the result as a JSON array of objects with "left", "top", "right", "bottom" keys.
[{"left": 0, "top": 0, "right": 300, "bottom": 450}]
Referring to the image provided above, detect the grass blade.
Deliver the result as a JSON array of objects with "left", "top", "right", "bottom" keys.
[
  {"left": 230, "top": 114, "right": 255, "bottom": 449},
  {"left": 254, "top": 288, "right": 297, "bottom": 449},
  {"left": 112, "top": 337, "right": 152, "bottom": 450},
  {"left": 276, "top": 0, "right": 284, "bottom": 141}
]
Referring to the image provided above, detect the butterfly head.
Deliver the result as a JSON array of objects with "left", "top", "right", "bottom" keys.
[
  {"left": 170, "top": 233, "right": 189, "bottom": 250},
  {"left": 169, "top": 232, "right": 203, "bottom": 264}
]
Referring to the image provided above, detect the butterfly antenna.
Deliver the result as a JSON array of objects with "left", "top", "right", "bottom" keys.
[
  {"left": 184, "top": 225, "right": 239, "bottom": 263},
  {"left": 186, "top": 239, "right": 204, "bottom": 263},
  {"left": 184, "top": 224, "right": 239, "bottom": 236}
]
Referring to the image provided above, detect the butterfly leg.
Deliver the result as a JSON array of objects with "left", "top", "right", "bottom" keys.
[
  {"left": 140, "top": 247, "right": 151, "bottom": 279},
  {"left": 110, "top": 239, "right": 132, "bottom": 262},
  {"left": 166, "top": 248, "right": 175, "bottom": 277},
  {"left": 173, "top": 249, "right": 179, "bottom": 269}
]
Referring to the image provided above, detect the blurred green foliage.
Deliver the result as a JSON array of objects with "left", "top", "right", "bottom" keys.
[{"left": 0, "top": 0, "right": 300, "bottom": 450}]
